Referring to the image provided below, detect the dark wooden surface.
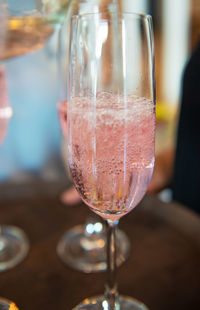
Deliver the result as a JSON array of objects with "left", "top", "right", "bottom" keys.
[{"left": 0, "top": 180, "right": 200, "bottom": 310}]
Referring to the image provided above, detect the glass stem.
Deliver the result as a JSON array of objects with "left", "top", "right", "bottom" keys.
[{"left": 105, "top": 219, "right": 119, "bottom": 309}]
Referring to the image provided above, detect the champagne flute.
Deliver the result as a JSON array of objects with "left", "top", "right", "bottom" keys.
[
  {"left": 56, "top": 14, "right": 130, "bottom": 272},
  {"left": 0, "top": 65, "right": 30, "bottom": 272},
  {"left": 0, "top": 66, "right": 23, "bottom": 309},
  {"left": 0, "top": 0, "right": 72, "bottom": 271},
  {"left": 0, "top": 1, "right": 72, "bottom": 308},
  {"left": 57, "top": 100, "right": 130, "bottom": 272},
  {"left": 0, "top": 0, "right": 73, "bottom": 273},
  {"left": 67, "top": 11, "right": 155, "bottom": 309}
]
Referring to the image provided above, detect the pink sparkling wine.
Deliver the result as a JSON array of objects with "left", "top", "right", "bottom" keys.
[
  {"left": 0, "top": 66, "right": 12, "bottom": 145},
  {"left": 57, "top": 100, "right": 67, "bottom": 137},
  {"left": 68, "top": 92, "right": 155, "bottom": 221}
]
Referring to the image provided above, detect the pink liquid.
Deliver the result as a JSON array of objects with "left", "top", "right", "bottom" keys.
[
  {"left": 68, "top": 92, "right": 155, "bottom": 221},
  {"left": 57, "top": 100, "right": 67, "bottom": 137},
  {"left": 57, "top": 100, "right": 81, "bottom": 206},
  {"left": 0, "top": 67, "right": 12, "bottom": 145}
]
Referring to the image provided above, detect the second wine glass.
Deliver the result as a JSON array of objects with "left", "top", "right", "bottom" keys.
[{"left": 57, "top": 99, "right": 130, "bottom": 273}]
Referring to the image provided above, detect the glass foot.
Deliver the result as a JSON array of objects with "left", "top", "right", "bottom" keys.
[
  {"left": 73, "top": 295, "right": 149, "bottom": 310},
  {"left": 0, "top": 225, "right": 29, "bottom": 272},
  {"left": 0, "top": 297, "right": 19, "bottom": 309},
  {"left": 57, "top": 224, "right": 130, "bottom": 273}
]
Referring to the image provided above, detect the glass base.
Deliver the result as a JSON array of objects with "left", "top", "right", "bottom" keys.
[
  {"left": 0, "top": 297, "right": 19, "bottom": 309},
  {"left": 0, "top": 225, "right": 29, "bottom": 272},
  {"left": 57, "top": 224, "right": 130, "bottom": 273},
  {"left": 73, "top": 295, "right": 149, "bottom": 310}
]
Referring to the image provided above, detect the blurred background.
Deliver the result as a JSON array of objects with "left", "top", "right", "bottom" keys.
[{"left": 0, "top": 0, "right": 200, "bottom": 189}]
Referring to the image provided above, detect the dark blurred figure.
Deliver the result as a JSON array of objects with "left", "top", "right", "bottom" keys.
[
  {"left": 173, "top": 39, "right": 200, "bottom": 212},
  {"left": 149, "top": 39, "right": 200, "bottom": 213}
]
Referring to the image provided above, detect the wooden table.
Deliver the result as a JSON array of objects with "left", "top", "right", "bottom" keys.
[{"left": 0, "top": 180, "right": 199, "bottom": 310}]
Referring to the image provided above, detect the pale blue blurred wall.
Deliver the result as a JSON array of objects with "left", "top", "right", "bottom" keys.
[{"left": 0, "top": 32, "right": 63, "bottom": 181}]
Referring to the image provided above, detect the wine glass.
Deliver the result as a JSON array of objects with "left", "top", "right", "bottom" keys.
[
  {"left": 0, "top": 1, "right": 72, "bottom": 308},
  {"left": 57, "top": 100, "right": 130, "bottom": 272},
  {"left": 0, "top": 0, "right": 72, "bottom": 61},
  {"left": 0, "top": 0, "right": 73, "bottom": 273},
  {"left": 67, "top": 11, "right": 155, "bottom": 310},
  {"left": 56, "top": 15, "right": 130, "bottom": 272},
  {"left": 0, "top": 65, "right": 30, "bottom": 271},
  {"left": 0, "top": 66, "right": 26, "bottom": 309}
]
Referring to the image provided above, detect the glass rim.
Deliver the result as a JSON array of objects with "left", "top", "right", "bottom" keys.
[{"left": 72, "top": 11, "right": 152, "bottom": 22}]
